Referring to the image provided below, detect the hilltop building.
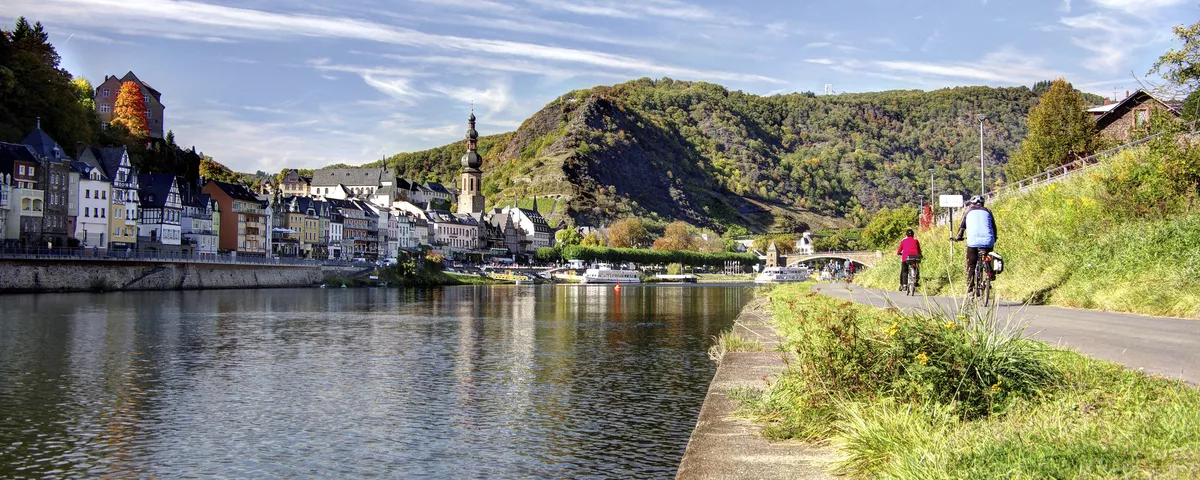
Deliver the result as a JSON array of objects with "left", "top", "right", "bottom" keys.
[{"left": 95, "top": 71, "right": 166, "bottom": 139}]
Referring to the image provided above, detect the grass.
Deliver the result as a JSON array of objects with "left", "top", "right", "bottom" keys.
[
  {"left": 695, "top": 273, "right": 756, "bottom": 283},
  {"left": 707, "top": 329, "right": 766, "bottom": 362},
  {"left": 734, "top": 284, "right": 1200, "bottom": 478},
  {"left": 855, "top": 146, "right": 1200, "bottom": 318}
]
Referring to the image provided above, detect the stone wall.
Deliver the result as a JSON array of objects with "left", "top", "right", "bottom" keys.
[{"left": 0, "top": 260, "right": 362, "bottom": 293}]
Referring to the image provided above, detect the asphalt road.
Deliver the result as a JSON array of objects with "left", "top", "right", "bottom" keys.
[{"left": 812, "top": 282, "right": 1200, "bottom": 384}]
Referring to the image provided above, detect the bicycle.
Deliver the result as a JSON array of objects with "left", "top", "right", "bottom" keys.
[
  {"left": 952, "top": 239, "right": 994, "bottom": 307},
  {"left": 903, "top": 254, "right": 921, "bottom": 296}
]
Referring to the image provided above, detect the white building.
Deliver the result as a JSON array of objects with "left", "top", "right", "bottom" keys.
[
  {"left": 137, "top": 174, "right": 182, "bottom": 250},
  {"left": 181, "top": 184, "right": 218, "bottom": 256},
  {"left": 501, "top": 205, "right": 554, "bottom": 253},
  {"left": 71, "top": 160, "right": 110, "bottom": 248}
]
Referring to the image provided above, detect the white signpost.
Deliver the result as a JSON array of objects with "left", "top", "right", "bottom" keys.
[
  {"left": 940, "top": 195, "right": 965, "bottom": 235},
  {"left": 939, "top": 195, "right": 964, "bottom": 208}
]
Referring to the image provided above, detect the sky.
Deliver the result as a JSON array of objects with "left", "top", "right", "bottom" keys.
[{"left": 1, "top": 0, "right": 1194, "bottom": 174}]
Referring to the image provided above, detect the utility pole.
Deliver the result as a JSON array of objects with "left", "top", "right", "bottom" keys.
[{"left": 977, "top": 114, "right": 986, "bottom": 196}]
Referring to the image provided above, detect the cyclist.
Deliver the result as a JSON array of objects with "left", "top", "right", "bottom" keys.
[
  {"left": 953, "top": 195, "right": 997, "bottom": 293},
  {"left": 896, "top": 228, "right": 922, "bottom": 290}
]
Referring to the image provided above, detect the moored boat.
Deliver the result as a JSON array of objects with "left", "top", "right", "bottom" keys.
[
  {"left": 581, "top": 264, "right": 641, "bottom": 284},
  {"left": 754, "top": 266, "right": 811, "bottom": 284}
]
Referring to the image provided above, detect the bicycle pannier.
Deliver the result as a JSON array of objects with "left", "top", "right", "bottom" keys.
[{"left": 990, "top": 252, "right": 1004, "bottom": 274}]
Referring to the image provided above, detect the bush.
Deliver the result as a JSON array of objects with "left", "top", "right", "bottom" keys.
[{"left": 861, "top": 206, "right": 918, "bottom": 249}]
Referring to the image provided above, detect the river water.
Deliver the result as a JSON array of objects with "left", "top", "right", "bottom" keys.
[{"left": 0, "top": 284, "right": 751, "bottom": 478}]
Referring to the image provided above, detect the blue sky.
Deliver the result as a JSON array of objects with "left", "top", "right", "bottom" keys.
[{"left": 2, "top": 0, "right": 1193, "bottom": 173}]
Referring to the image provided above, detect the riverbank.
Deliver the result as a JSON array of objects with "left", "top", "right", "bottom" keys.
[
  {"left": 0, "top": 259, "right": 356, "bottom": 293},
  {"left": 676, "top": 295, "right": 835, "bottom": 479},
  {"left": 733, "top": 283, "right": 1200, "bottom": 478},
  {"left": 323, "top": 270, "right": 509, "bottom": 288}
]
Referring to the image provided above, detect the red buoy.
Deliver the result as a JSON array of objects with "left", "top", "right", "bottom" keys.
[{"left": 614, "top": 282, "right": 622, "bottom": 294}]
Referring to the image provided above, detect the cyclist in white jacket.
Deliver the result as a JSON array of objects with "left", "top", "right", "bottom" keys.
[{"left": 953, "top": 195, "right": 997, "bottom": 293}]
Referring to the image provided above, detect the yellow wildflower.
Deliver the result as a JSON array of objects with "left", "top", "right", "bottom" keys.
[
  {"left": 956, "top": 314, "right": 967, "bottom": 322},
  {"left": 916, "top": 352, "right": 930, "bottom": 366},
  {"left": 944, "top": 321, "right": 958, "bottom": 331},
  {"left": 885, "top": 322, "right": 900, "bottom": 337},
  {"left": 990, "top": 380, "right": 1003, "bottom": 394}
]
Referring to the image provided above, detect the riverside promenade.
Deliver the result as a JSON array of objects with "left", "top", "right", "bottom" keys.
[{"left": 676, "top": 296, "right": 834, "bottom": 480}]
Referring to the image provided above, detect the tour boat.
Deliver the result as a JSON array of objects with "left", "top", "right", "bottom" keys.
[
  {"left": 754, "top": 266, "right": 811, "bottom": 284},
  {"left": 580, "top": 263, "right": 642, "bottom": 284}
]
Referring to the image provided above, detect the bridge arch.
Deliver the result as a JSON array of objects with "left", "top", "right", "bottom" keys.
[{"left": 785, "top": 251, "right": 883, "bottom": 268}]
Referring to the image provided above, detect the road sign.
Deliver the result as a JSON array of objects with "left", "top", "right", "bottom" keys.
[{"left": 939, "top": 195, "right": 964, "bottom": 208}]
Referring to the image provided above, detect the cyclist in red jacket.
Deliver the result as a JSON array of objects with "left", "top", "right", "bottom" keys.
[{"left": 896, "top": 229, "right": 922, "bottom": 290}]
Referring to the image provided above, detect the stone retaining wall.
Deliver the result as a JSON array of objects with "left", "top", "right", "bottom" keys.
[{"left": 0, "top": 260, "right": 359, "bottom": 293}]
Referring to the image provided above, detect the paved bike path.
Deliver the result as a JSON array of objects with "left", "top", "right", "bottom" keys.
[{"left": 812, "top": 283, "right": 1200, "bottom": 384}]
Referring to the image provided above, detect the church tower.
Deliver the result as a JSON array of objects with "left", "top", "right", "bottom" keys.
[{"left": 457, "top": 110, "right": 485, "bottom": 215}]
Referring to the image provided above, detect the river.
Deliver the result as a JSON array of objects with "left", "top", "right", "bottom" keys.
[{"left": 0, "top": 284, "right": 752, "bottom": 478}]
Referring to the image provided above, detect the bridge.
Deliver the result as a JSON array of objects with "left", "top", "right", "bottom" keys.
[{"left": 785, "top": 250, "right": 883, "bottom": 268}]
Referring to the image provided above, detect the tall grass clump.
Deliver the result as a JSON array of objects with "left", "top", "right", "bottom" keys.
[
  {"left": 739, "top": 284, "right": 1200, "bottom": 478},
  {"left": 707, "top": 330, "right": 765, "bottom": 363},
  {"left": 855, "top": 123, "right": 1200, "bottom": 318}
]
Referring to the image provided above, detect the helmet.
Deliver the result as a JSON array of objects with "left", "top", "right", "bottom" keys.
[{"left": 968, "top": 195, "right": 985, "bottom": 206}]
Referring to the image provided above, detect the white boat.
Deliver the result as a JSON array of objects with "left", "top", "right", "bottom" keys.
[
  {"left": 754, "top": 266, "right": 811, "bottom": 284},
  {"left": 581, "top": 263, "right": 641, "bottom": 284}
]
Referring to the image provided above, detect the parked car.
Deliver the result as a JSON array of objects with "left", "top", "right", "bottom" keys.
[{"left": 352, "top": 257, "right": 367, "bottom": 263}]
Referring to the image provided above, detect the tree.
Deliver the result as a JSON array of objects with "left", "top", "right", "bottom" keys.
[
  {"left": 111, "top": 81, "right": 148, "bottom": 138},
  {"left": 752, "top": 235, "right": 796, "bottom": 255},
  {"left": 607, "top": 218, "right": 651, "bottom": 248},
  {"left": 200, "top": 157, "right": 240, "bottom": 183},
  {"left": 653, "top": 221, "right": 694, "bottom": 251},
  {"left": 1149, "top": 20, "right": 1200, "bottom": 93},
  {"left": 535, "top": 247, "right": 560, "bottom": 263},
  {"left": 861, "top": 206, "right": 918, "bottom": 249},
  {"left": 580, "top": 232, "right": 605, "bottom": 247},
  {"left": 555, "top": 228, "right": 583, "bottom": 247},
  {"left": 1005, "top": 78, "right": 1098, "bottom": 181},
  {"left": 0, "top": 17, "right": 95, "bottom": 148},
  {"left": 1183, "top": 90, "right": 1200, "bottom": 122}
]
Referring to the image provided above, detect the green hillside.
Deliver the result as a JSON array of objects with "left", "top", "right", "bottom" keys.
[
  {"left": 854, "top": 139, "right": 1200, "bottom": 318},
  {"left": 373, "top": 78, "right": 1041, "bottom": 232}
]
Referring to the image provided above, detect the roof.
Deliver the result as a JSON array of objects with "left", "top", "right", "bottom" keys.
[
  {"left": 1094, "top": 89, "right": 1181, "bottom": 131},
  {"left": 310, "top": 167, "right": 386, "bottom": 187},
  {"left": 281, "top": 169, "right": 310, "bottom": 184},
  {"left": 423, "top": 182, "right": 450, "bottom": 194},
  {"left": 80, "top": 146, "right": 130, "bottom": 181},
  {"left": 1086, "top": 104, "right": 1117, "bottom": 114},
  {"left": 119, "top": 71, "right": 162, "bottom": 101},
  {"left": 207, "top": 180, "right": 263, "bottom": 204},
  {"left": 138, "top": 174, "right": 177, "bottom": 208},
  {"left": 20, "top": 126, "right": 67, "bottom": 162},
  {"left": 70, "top": 160, "right": 109, "bottom": 181},
  {"left": 0, "top": 142, "right": 40, "bottom": 176}
]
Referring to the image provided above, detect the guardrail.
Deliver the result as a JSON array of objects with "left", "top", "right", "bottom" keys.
[
  {"left": 936, "top": 124, "right": 1197, "bottom": 226},
  {"left": 0, "top": 246, "right": 374, "bottom": 268}
]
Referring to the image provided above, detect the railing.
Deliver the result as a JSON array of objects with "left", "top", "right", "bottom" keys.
[
  {"left": 0, "top": 246, "right": 374, "bottom": 267},
  {"left": 936, "top": 123, "right": 1197, "bottom": 226}
]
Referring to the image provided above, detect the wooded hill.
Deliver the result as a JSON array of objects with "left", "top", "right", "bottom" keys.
[{"left": 370, "top": 78, "right": 1041, "bottom": 233}]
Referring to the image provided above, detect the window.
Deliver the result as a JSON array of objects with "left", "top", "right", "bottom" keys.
[
  {"left": 86, "top": 190, "right": 90, "bottom": 199},
  {"left": 99, "top": 104, "right": 111, "bottom": 113},
  {"left": 143, "top": 94, "right": 149, "bottom": 104},
  {"left": 102, "top": 88, "right": 110, "bottom": 98},
  {"left": 1135, "top": 109, "right": 1149, "bottom": 129},
  {"left": 29, "top": 167, "right": 34, "bottom": 176},
  {"left": 18, "top": 165, "right": 24, "bottom": 176},
  {"left": 101, "top": 209, "right": 105, "bottom": 218},
  {"left": 85, "top": 208, "right": 90, "bottom": 218},
  {"left": 102, "top": 191, "right": 106, "bottom": 200}
]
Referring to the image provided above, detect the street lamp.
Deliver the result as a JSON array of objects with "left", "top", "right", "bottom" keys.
[
  {"left": 977, "top": 114, "right": 987, "bottom": 195},
  {"left": 929, "top": 167, "right": 935, "bottom": 207}
]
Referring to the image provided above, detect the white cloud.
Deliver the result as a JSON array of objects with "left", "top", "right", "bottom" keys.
[
  {"left": 0, "top": 0, "right": 779, "bottom": 84},
  {"left": 872, "top": 48, "right": 1059, "bottom": 84},
  {"left": 1092, "top": 0, "right": 1189, "bottom": 17},
  {"left": 1059, "top": 12, "right": 1170, "bottom": 72},
  {"left": 428, "top": 81, "right": 514, "bottom": 114},
  {"left": 523, "top": 0, "right": 719, "bottom": 22},
  {"left": 804, "top": 58, "right": 835, "bottom": 65},
  {"left": 1060, "top": 0, "right": 1072, "bottom": 13}
]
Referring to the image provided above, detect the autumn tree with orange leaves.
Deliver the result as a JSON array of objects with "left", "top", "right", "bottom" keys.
[{"left": 110, "top": 81, "right": 148, "bottom": 138}]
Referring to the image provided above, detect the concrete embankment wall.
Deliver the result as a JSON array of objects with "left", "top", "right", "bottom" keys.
[{"left": 0, "top": 260, "right": 361, "bottom": 293}]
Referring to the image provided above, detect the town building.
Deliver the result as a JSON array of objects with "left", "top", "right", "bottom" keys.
[
  {"left": 0, "top": 143, "right": 44, "bottom": 246},
  {"left": 71, "top": 158, "right": 111, "bottom": 248},
  {"left": 0, "top": 169, "right": 10, "bottom": 241},
  {"left": 137, "top": 174, "right": 183, "bottom": 253},
  {"left": 180, "top": 181, "right": 218, "bottom": 256},
  {"left": 279, "top": 169, "right": 312, "bottom": 196},
  {"left": 310, "top": 167, "right": 390, "bottom": 199},
  {"left": 202, "top": 180, "right": 268, "bottom": 256},
  {"left": 1088, "top": 89, "right": 1181, "bottom": 143},
  {"left": 21, "top": 123, "right": 72, "bottom": 248},
  {"left": 500, "top": 204, "right": 554, "bottom": 253},
  {"left": 95, "top": 71, "right": 166, "bottom": 139},
  {"left": 458, "top": 112, "right": 486, "bottom": 215},
  {"left": 79, "top": 146, "right": 140, "bottom": 252},
  {"left": 326, "top": 203, "right": 344, "bottom": 260}
]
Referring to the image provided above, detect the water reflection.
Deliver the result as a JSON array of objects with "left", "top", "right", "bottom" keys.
[{"left": 0, "top": 285, "right": 750, "bottom": 478}]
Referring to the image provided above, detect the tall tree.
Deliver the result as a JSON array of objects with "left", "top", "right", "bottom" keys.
[
  {"left": 0, "top": 17, "right": 94, "bottom": 146},
  {"left": 607, "top": 218, "right": 651, "bottom": 248},
  {"left": 1149, "top": 19, "right": 1200, "bottom": 94},
  {"left": 1005, "top": 78, "right": 1098, "bottom": 181},
  {"left": 653, "top": 221, "right": 695, "bottom": 251},
  {"left": 111, "top": 80, "right": 148, "bottom": 138}
]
